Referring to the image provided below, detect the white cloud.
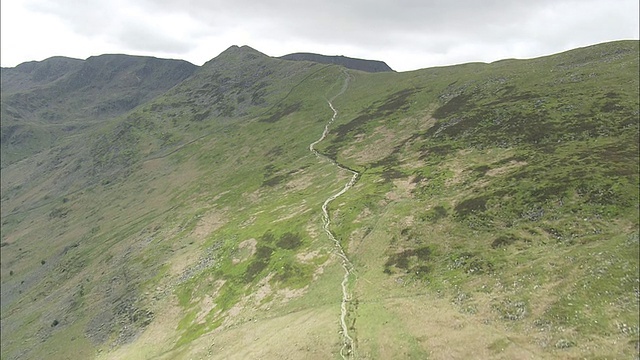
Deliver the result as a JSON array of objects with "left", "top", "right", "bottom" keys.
[
  {"left": 2, "top": 0, "right": 638, "bottom": 70},
  {"left": 1, "top": 0, "right": 118, "bottom": 64}
]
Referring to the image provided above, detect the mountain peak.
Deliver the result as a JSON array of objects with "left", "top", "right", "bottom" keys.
[
  {"left": 279, "top": 52, "right": 394, "bottom": 72},
  {"left": 204, "top": 45, "right": 269, "bottom": 67},
  {"left": 218, "top": 45, "right": 268, "bottom": 58}
]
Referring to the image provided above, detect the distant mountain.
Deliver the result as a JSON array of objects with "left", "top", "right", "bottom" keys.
[
  {"left": 1, "top": 54, "right": 197, "bottom": 113},
  {"left": 1, "top": 56, "right": 84, "bottom": 93},
  {"left": 280, "top": 52, "right": 394, "bottom": 72},
  {"left": 1, "top": 54, "right": 197, "bottom": 166}
]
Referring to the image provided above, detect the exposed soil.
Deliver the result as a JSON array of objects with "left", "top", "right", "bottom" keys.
[
  {"left": 192, "top": 211, "right": 226, "bottom": 241},
  {"left": 232, "top": 238, "right": 257, "bottom": 264}
]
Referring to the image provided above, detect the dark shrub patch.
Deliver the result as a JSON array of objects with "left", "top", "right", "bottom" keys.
[
  {"left": 375, "top": 88, "right": 420, "bottom": 113},
  {"left": 277, "top": 232, "right": 303, "bottom": 250},
  {"left": 390, "top": 252, "right": 410, "bottom": 270},
  {"left": 380, "top": 168, "right": 405, "bottom": 182},
  {"left": 454, "top": 196, "right": 488, "bottom": 217},
  {"left": 260, "top": 231, "right": 276, "bottom": 244},
  {"left": 254, "top": 245, "right": 273, "bottom": 261},
  {"left": 244, "top": 259, "right": 268, "bottom": 282},
  {"left": 262, "top": 174, "right": 288, "bottom": 187},
  {"left": 419, "top": 144, "right": 454, "bottom": 159},
  {"left": 433, "top": 94, "right": 473, "bottom": 119},
  {"left": 384, "top": 246, "right": 432, "bottom": 275},
  {"left": 370, "top": 154, "right": 399, "bottom": 168},
  {"left": 413, "top": 247, "right": 432, "bottom": 259},
  {"left": 332, "top": 113, "right": 373, "bottom": 140},
  {"left": 260, "top": 102, "right": 301, "bottom": 123},
  {"left": 369, "top": 154, "right": 405, "bottom": 182},
  {"left": 437, "top": 115, "right": 482, "bottom": 137},
  {"left": 265, "top": 146, "right": 283, "bottom": 158},
  {"left": 472, "top": 165, "right": 491, "bottom": 176},
  {"left": 414, "top": 265, "right": 432, "bottom": 280},
  {"left": 491, "top": 235, "right": 518, "bottom": 249},
  {"left": 244, "top": 235, "right": 274, "bottom": 282},
  {"left": 423, "top": 206, "right": 448, "bottom": 223},
  {"left": 320, "top": 144, "right": 339, "bottom": 161}
]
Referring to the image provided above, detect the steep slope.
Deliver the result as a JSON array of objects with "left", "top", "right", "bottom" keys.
[
  {"left": 0, "top": 54, "right": 197, "bottom": 167},
  {"left": 280, "top": 52, "right": 394, "bottom": 72},
  {"left": 1, "top": 56, "right": 84, "bottom": 92},
  {"left": 1, "top": 41, "right": 638, "bottom": 360}
]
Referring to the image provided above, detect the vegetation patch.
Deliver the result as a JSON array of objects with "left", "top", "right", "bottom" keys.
[
  {"left": 244, "top": 237, "right": 274, "bottom": 282},
  {"left": 374, "top": 88, "right": 422, "bottom": 113},
  {"left": 384, "top": 246, "right": 432, "bottom": 278},
  {"left": 276, "top": 232, "right": 303, "bottom": 250},
  {"left": 454, "top": 196, "right": 488, "bottom": 217},
  {"left": 259, "top": 102, "right": 301, "bottom": 123},
  {"left": 447, "top": 252, "right": 493, "bottom": 275},
  {"left": 433, "top": 93, "right": 473, "bottom": 119},
  {"left": 272, "top": 261, "right": 313, "bottom": 289},
  {"left": 421, "top": 205, "right": 448, "bottom": 223},
  {"left": 493, "top": 298, "right": 528, "bottom": 321},
  {"left": 491, "top": 234, "right": 518, "bottom": 249}
]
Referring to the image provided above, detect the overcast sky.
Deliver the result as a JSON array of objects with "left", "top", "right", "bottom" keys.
[{"left": 1, "top": 0, "right": 638, "bottom": 72}]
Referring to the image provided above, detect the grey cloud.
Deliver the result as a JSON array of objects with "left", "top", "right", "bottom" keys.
[
  {"left": 153, "top": 0, "right": 630, "bottom": 51},
  {"left": 115, "top": 21, "right": 196, "bottom": 53},
  {"left": 26, "top": 0, "right": 116, "bottom": 35},
  {"left": 26, "top": 0, "right": 199, "bottom": 54},
  {"left": 19, "top": 0, "right": 640, "bottom": 70}
]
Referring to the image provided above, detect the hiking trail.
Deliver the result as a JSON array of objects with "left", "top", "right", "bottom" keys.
[{"left": 309, "top": 71, "right": 359, "bottom": 359}]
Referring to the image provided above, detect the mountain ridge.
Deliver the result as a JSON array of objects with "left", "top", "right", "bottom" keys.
[
  {"left": 1, "top": 54, "right": 198, "bottom": 167},
  {"left": 279, "top": 52, "right": 394, "bottom": 72}
]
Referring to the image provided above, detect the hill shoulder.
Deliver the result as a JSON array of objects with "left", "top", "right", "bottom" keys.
[{"left": 279, "top": 52, "right": 394, "bottom": 72}]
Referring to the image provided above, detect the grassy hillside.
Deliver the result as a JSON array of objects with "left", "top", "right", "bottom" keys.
[{"left": 1, "top": 41, "right": 638, "bottom": 360}]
